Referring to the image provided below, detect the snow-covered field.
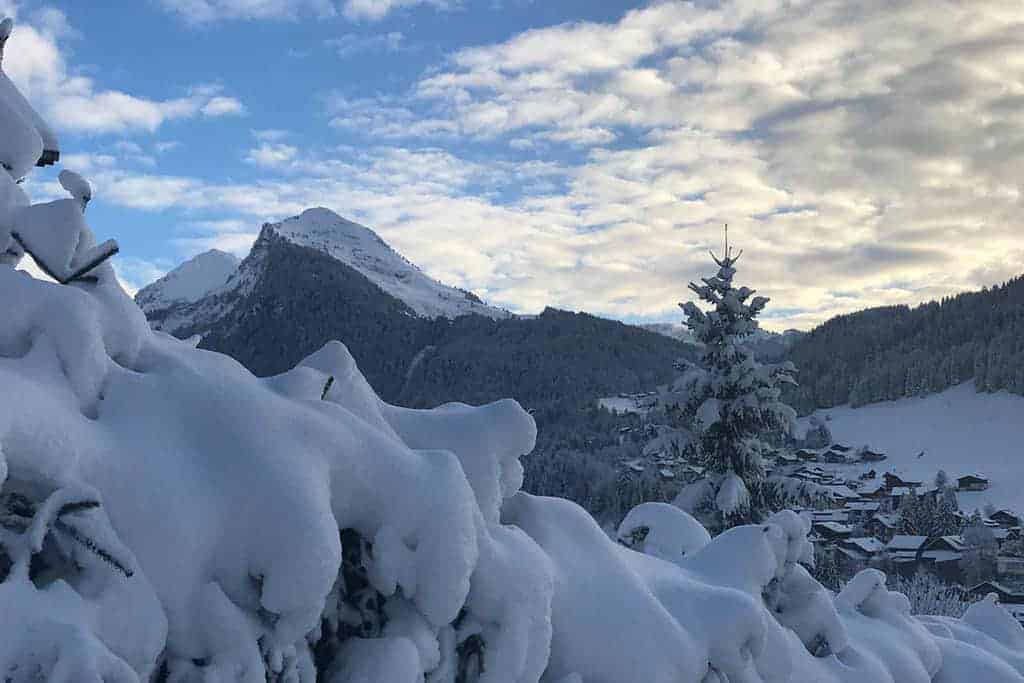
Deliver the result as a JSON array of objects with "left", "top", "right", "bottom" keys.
[{"left": 803, "top": 383, "right": 1024, "bottom": 514}]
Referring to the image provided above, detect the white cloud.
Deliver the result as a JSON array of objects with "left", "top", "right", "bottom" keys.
[
  {"left": 245, "top": 142, "right": 298, "bottom": 168},
  {"left": 201, "top": 95, "right": 246, "bottom": 117},
  {"left": 155, "top": 140, "right": 181, "bottom": 153},
  {"left": 1, "top": 11, "right": 246, "bottom": 134},
  {"left": 156, "top": 0, "right": 455, "bottom": 22},
  {"left": 158, "top": 0, "right": 337, "bottom": 23},
  {"left": 326, "top": 31, "right": 404, "bottom": 57},
  {"left": 33, "top": 1, "right": 1024, "bottom": 330},
  {"left": 322, "top": 0, "right": 1024, "bottom": 329},
  {"left": 341, "top": 0, "right": 457, "bottom": 21}
]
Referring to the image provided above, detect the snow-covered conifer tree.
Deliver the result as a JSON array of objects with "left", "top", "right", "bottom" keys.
[{"left": 672, "top": 230, "right": 797, "bottom": 529}]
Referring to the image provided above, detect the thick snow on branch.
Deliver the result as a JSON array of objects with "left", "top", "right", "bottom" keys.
[{"left": 3, "top": 19, "right": 1024, "bottom": 680}]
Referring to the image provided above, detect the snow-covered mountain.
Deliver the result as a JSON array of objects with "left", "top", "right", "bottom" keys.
[
  {"left": 6, "top": 25, "right": 1024, "bottom": 680},
  {"left": 799, "top": 382, "right": 1024, "bottom": 514},
  {"left": 269, "top": 208, "right": 510, "bottom": 320},
  {"left": 137, "top": 207, "right": 510, "bottom": 336},
  {"left": 135, "top": 248, "right": 239, "bottom": 313}
]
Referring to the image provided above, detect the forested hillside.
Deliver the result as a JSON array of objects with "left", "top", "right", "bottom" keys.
[
  {"left": 784, "top": 275, "right": 1024, "bottom": 413},
  {"left": 185, "top": 229, "right": 693, "bottom": 411}
]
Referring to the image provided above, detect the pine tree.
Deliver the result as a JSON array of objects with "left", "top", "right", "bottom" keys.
[
  {"left": 673, "top": 230, "right": 797, "bottom": 528},
  {"left": 961, "top": 512, "right": 998, "bottom": 586}
]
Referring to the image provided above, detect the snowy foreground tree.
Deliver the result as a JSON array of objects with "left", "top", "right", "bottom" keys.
[
  {"left": 672, "top": 235, "right": 799, "bottom": 529},
  {"left": 4, "top": 19, "right": 1024, "bottom": 683}
]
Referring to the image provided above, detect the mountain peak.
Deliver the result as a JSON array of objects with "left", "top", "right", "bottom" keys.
[
  {"left": 136, "top": 248, "right": 240, "bottom": 313},
  {"left": 263, "top": 208, "right": 510, "bottom": 321}
]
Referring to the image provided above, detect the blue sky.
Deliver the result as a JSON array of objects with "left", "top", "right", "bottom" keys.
[{"left": 4, "top": 0, "right": 1023, "bottom": 329}]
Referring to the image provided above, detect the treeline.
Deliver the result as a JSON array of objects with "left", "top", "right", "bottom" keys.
[{"left": 784, "top": 275, "right": 1024, "bottom": 413}]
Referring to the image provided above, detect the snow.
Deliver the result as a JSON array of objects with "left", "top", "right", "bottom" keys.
[
  {"left": 135, "top": 248, "right": 240, "bottom": 313},
  {"left": 58, "top": 169, "right": 91, "bottom": 208},
  {"left": 800, "top": 382, "right": 1024, "bottom": 515},
  {"left": 268, "top": 208, "right": 510, "bottom": 320},
  {"left": 0, "top": 18, "right": 50, "bottom": 181},
  {"left": 4, "top": 26, "right": 1024, "bottom": 682},
  {"left": 616, "top": 502, "right": 711, "bottom": 563}
]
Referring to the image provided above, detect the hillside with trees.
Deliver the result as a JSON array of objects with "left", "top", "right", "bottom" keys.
[
  {"left": 784, "top": 275, "right": 1024, "bottom": 413},
  {"left": 176, "top": 227, "right": 694, "bottom": 412}
]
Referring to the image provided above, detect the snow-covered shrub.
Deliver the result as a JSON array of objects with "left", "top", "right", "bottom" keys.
[
  {"left": 4, "top": 18, "right": 1024, "bottom": 682},
  {"left": 890, "top": 571, "right": 974, "bottom": 618}
]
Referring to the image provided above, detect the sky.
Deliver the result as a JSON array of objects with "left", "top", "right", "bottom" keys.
[{"left": 3, "top": 0, "right": 1023, "bottom": 330}]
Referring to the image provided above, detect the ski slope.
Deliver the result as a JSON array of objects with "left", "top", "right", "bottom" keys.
[{"left": 803, "top": 382, "right": 1024, "bottom": 514}]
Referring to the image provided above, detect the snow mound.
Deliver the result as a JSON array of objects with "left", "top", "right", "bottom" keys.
[{"left": 4, "top": 21, "right": 1024, "bottom": 681}]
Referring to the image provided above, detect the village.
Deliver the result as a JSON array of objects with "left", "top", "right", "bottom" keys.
[{"left": 616, "top": 427, "right": 1024, "bottom": 624}]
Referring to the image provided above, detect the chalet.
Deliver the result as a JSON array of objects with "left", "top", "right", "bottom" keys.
[
  {"left": 989, "top": 510, "right": 1022, "bottom": 528},
  {"left": 957, "top": 474, "right": 990, "bottom": 492},
  {"left": 886, "top": 535, "right": 928, "bottom": 569},
  {"left": 921, "top": 535, "right": 966, "bottom": 583},
  {"left": 822, "top": 451, "right": 848, "bottom": 464},
  {"left": 865, "top": 513, "right": 900, "bottom": 542},
  {"left": 824, "top": 485, "right": 860, "bottom": 502},
  {"left": 830, "top": 443, "right": 853, "bottom": 453},
  {"left": 844, "top": 501, "right": 881, "bottom": 523},
  {"left": 776, "top": 452, "right": 799, "bottom": 465},
  {"left": 858, "top": 482, "right": 889, "bottom": 500},
  {"left": 859, "top": 449, "right": 887, "bottom": 462},
  {"left": 810, "top": 510, "right": 851, "bottom": 525},
  {"left": 839, "top": 537, "right": 885, "bottom": 556},
  {"left": 967, "top": 581, "right": 1024, "bottom": 605},
  {"left": 812, "top": 521, "right": 853, "bottom": 542},
  {"left": 883, "top": 472, "right": 922, "bottom": 490},
  {"left": 835, "top": 537, "right": 886, "bottom": 571},
  {"left": 923, "top": 536, "right": 966, "bottom": 554},
  {"left": 890, "top": 486, "right": 913, "bottom": 502},
  {"left": 795, "top": 449, "right": 819, "bottom": 462},
  {"left": 658, "top": 468, "right": 675, "bottom": 480},
  {"left": 997, "top": 555, "right": 1024, "bottom": 577},
  {"left": 860, "top": 469, "right": 877, "bottom": 480}
]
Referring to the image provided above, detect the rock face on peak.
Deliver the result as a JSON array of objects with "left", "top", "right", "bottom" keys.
[{"left": 265, "top": 208, "right": 509, "bottom": 320}]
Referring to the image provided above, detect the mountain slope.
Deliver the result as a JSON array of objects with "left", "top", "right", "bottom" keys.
[
  {"left": 142, "top": 208, "right": 694, "bottom": 409},
  {"left": 269, "top": 207, "right": 508, "bottom": 320},
  {"left": 136, "top": 249, "right": 239, "bottom": 314},
  {"left": 784, "top": 276, "right": 1024, "bottom": 413},
  {"left": 799, "top": 382, "right": 1024, "bottom": 513}
]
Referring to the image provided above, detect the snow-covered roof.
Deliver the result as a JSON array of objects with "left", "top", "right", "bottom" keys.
[
  {"left": 922, "top": 550, "right": 963, "bottom": 563},
  {"left": 825, "top": 485, "right": 859, "bottom": 499},
  {"left": 842, "top": 537, "right": 885, "bottom": 554},
  {"left": 870, "top": 513, "right": 900, "bottom": 528},
  {"left": 887, "top": 535, "right": 927, "bottom": 551},
  {"left": 844, "top": 502, "right": 881, "bottom": 512}
]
